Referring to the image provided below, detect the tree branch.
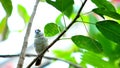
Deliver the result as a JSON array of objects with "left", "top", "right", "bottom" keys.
[
  {"left": 0, "top": 54, "right": 82, "bottom": 68},
  {"left": 17, "top": 0, "right": 40, "bottom": 68},
  {"left": 27, "top": 0, "right": 88, "bottom": 67},
  {"left": 0, "top": 54, "right": 36, "bottom": 57}
]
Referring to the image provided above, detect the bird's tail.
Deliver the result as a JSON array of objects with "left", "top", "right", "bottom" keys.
[{"left": 35, "top": 57, "right": 42, "bottom": 66}]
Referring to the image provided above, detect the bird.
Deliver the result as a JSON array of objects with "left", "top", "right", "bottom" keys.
[{"left": 34, "top": 29, "right": 48, "bottom": 66}]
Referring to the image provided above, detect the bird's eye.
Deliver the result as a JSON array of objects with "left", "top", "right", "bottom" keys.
[{"left": 35, "top": 29, "right": 41, "bottom": 34}]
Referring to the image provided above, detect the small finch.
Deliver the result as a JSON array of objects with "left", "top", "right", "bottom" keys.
[{"left": 34, "top": 29, "right": 48, "bottom": 66}]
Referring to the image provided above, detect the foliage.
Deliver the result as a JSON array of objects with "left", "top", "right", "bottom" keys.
[
  {"left": 96, "top": 20, "right": 120, "bottom": 44},
  {"left": 0, "top": 0, "right": 13, "bottom": 17},
  {"left": 71, "top": 35, "right": 103, "bottom": 53},
  {"left": 44, "top": 0, "right": 120, "bottom": 68},
  {"left": 0, "top": 0, "right": 13, "bottom": 40},
  {"left": 17, "top": 4, "right": 30, "bottom": 23},
  {"left": 44, "top": 23, "right": 60, "bottom": 37},
  {"left": 1, "top": 0, "right": 120, "bottom": 68},
  {"left": 0, "top": 17, "right": 7, "bottom": 33},
  {"left": 46, "top": 0, "right": 74, "bottom": 17}
]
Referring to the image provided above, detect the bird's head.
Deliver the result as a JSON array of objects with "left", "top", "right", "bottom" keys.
[{"left": 35, "top": 29, "right": 43, "bottom": 38}]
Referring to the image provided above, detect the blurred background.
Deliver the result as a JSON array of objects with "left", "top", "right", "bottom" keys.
[{"left": 0, "top": 0, "right": 119, "bottom": 68}]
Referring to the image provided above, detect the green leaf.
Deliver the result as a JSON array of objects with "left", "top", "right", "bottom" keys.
[
  {"left": 80, "top": 14, "right": 89, "bottom": 23},
  {"left": 91, "top": 0, "right": 116, "bottom": 12},
  {"left": 53, "top": 50, "right": 71, "bottom": 58},
  {"left": 96, "top": 20, "right": 120, "bottom": 44},
  {"left": 0, "top": 17, "right": 7, "bottom": 33},
  {"left": 88, "top": 14, "right": 116, "bottom": 60},
  {"left": 80, "top": 61, "right": 87, "bottom": 68},
  {"left": 93, "top": 33, "right": 116, "bottom": 61},
  {"left": 82, "top": 52, "right": 115, "bottom": 68},
  {"left": 71, "top": 35, "right": 103, "bottom": 53},
  {"left": 53, "top": 49, "right": 76, "bottom": 63},
  {"left": 55, "top": 14, "right": 65, "bottom": 32},
  {"left": 46, "top": 0, "right": 74, "bottom": 17},
  {"left": 111, "top": 44, "right": 120, "bottom": 60},
  {"left": 44, "top": 23, "right": 60, "bottom": 37},
  {"left": 89, "top": 14, "right": 99, "bottom": 35},
  {"left": 0, "top": 0, "right": 13, "bottom": 16},
  {"left": 17, "top": 4, "right": 30, "bottom": 23},
  {"left": 77, "top": 14, "right": 89, "bottom": 23},
  {"left": 92, "top": 8, "right": 120, "bottom": 20}
]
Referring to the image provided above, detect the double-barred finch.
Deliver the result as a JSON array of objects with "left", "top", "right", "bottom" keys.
[{"left": 34, "top": 29, "right": 48, "bottom": 66}]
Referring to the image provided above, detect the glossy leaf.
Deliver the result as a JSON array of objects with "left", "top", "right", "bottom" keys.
[
  {"left": 71, "top": 35, "right": 103, "bottom": 53},
  {"left": 55, "top": 14, "right": 65, "bottom": 32},
  {"left": 96, "top": 20, "right": 120, "bottom": 44},
  {"left": 46, "top": 0, "right": 74, "bottom": 17},
  {"left": 44, "top": 23, "right": 60, "bottom": 37},
  {"left": 91, "top": 0, "right": 116, "bottom": 12},
  {"left": 0, "top": 0, "right": 13, "bottom": 16},
  {"left": 93, "top": 8, "right": 120, "bottom": 20},
  {"left": 88, "top": 14, "right": 116, "bottom": 60},
  {"left": 0, "top": 17, "right": 7, "bottom": 33},
  {"left": 17, "top": 4, "right": 30, "bottom": 23}
]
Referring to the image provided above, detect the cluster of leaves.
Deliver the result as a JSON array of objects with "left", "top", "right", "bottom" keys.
[
  {"left": 0, "top": 0, "right": 30, "bottom": 40},
  {"left": 1, "top": 0, "right": 120, "bottom": 68},
  {"left": 44, "top": 0, "right": 120, "bottom": 68},
  {"left": 0, "top": 0, "right": 12, "bottom": 40}
]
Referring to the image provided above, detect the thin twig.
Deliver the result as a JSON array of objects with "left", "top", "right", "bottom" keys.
[
  {"left": 0, "top": 54, "right": 82, "bottom": 68},
  {"left": 59, "top": 38, "right": 71, "bottom": 40},
  {"left": 17, "top": 0, "right": 40, "bottom": 68},
  {"left": 0, "top": 54, "right": 36, "bottom": 57},
  {"left": 27, "top": 0, "right": 87, "bottom": 67},
  {"left": 44, "top": 56, "right": 82, "bottom": 68},
  {"left": 63, "top": 15, "right": 67, "bottom": 28},
  {"left": 75, "top": 21, "right": 95, "bottom": 24}
]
